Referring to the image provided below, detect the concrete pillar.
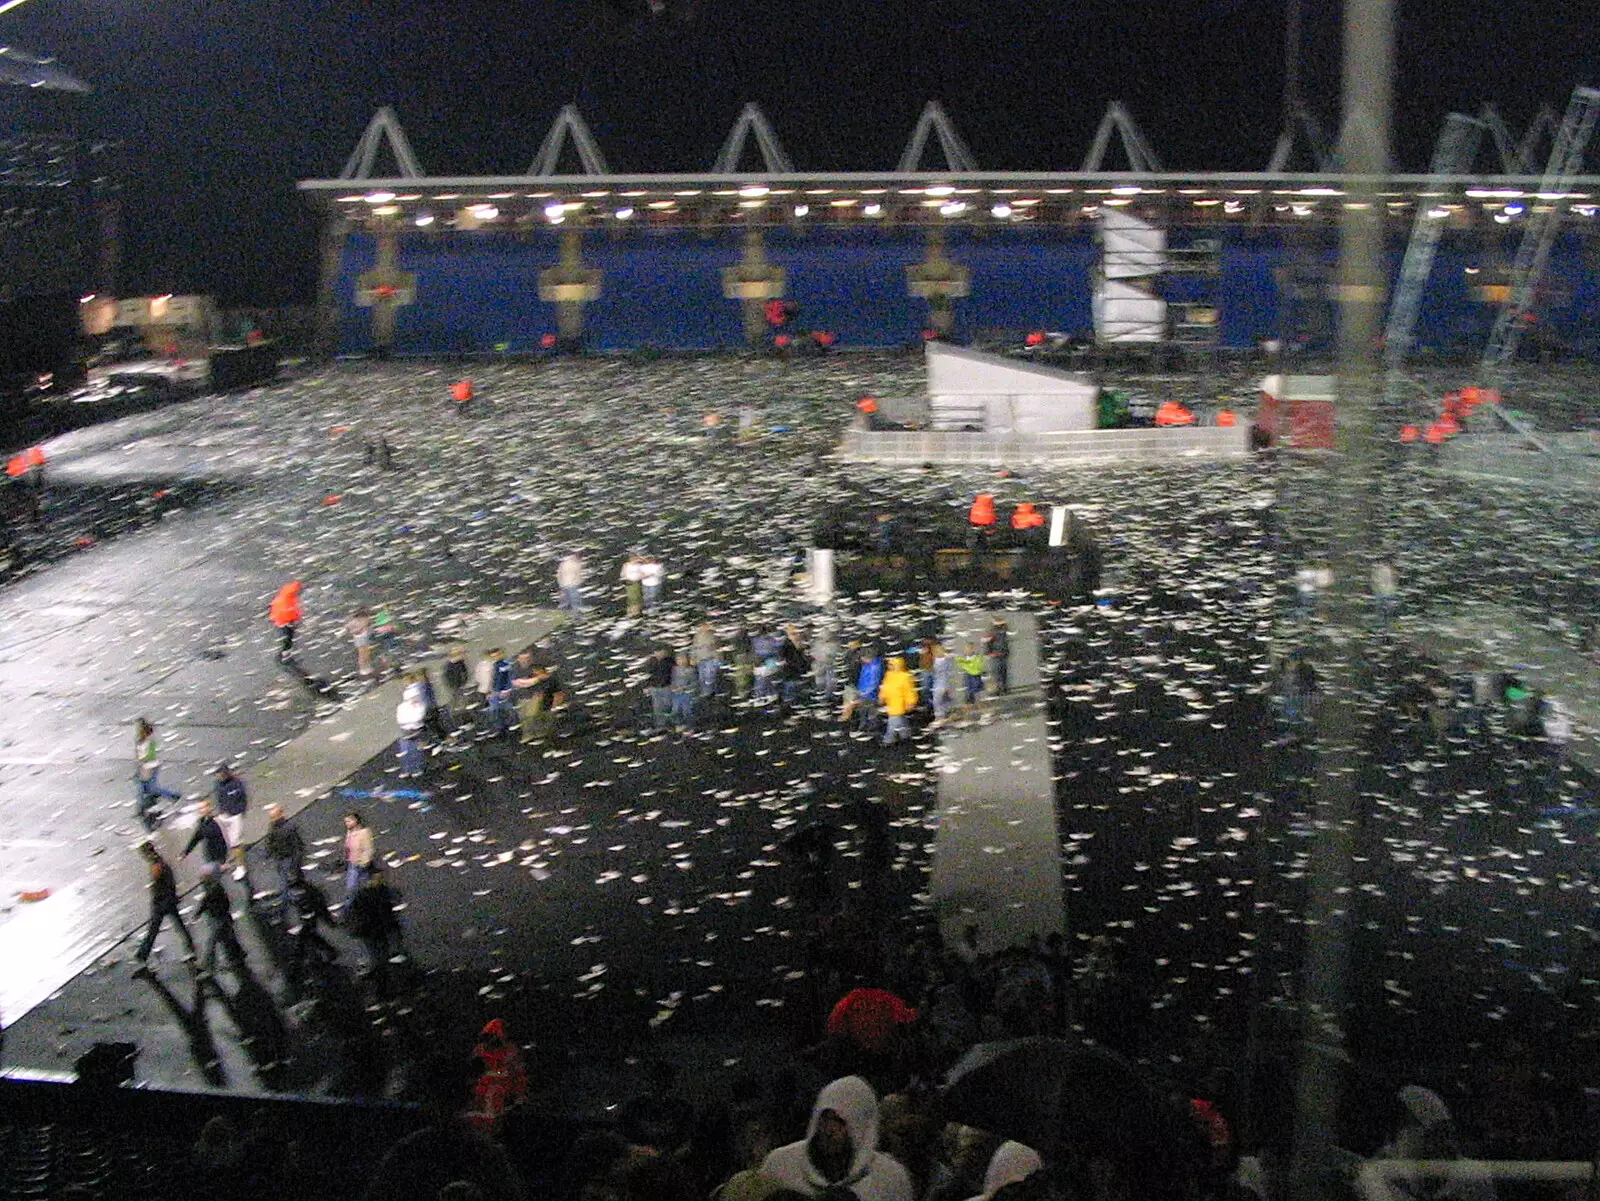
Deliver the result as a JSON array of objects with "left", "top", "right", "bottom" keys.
[
  {"left": 721, "top": 228, "right": 786, "bottom": 347},
  {"left": 905, "top": 224, "right": 970, "bottom": 334},
  {"left": 807, "top": 548, "right": 835, "bottom": 607},
  {"left": 538, "top": 226, "right": 603, "bottom": 345},
  {"left": 313, "top": 213, "right": 348, "bottom": 362}
]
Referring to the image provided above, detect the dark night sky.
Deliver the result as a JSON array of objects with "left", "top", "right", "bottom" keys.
[{"left": 4, "top": 0, "right": 1596, "bottom": 305}]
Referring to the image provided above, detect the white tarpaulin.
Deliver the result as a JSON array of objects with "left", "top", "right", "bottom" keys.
[
  {"left": 1100, "top": 208, "right": 1167, "bottom": 278},
  {"left": 1093, "top": 279, "right": 1166, "bottom": 343},
  {"left": 925, "top": 342, "right": 1098, "bottom": 432}
]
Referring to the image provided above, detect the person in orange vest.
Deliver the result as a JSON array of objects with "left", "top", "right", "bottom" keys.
[
  {"left": 4, "top": 454, "right": 26, "bottom": 478},
  {"left": 855, "top": 395, "right": 879, "bottom": 431},
  {"left": 1154, "top": 401, "right": 1196, "bottom": 426},
  {"left": 450, "top": 379, "right": 473, "bottom": 417},
  {"left": 1438, "top": 411, "right": 1461, "bottom": 437},
  {"left": 1010, "top": 502, "right": 1045, "bottom": 530},
  {"left": 1216, "top": 409, "right": 1237, "bottom": 427},
  {"left": 968, "top": 492, "right": 997, "bottom": 553},
  {"left": 269, "top": 581, "right": 303, "bottom": 661},
  {"left": 1399, "top": 424, "right": 1420, "bottom": 444}
]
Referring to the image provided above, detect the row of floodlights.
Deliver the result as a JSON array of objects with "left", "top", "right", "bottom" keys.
[{"left": 344, "top": 184, "right": 1598, "bottom": 227}]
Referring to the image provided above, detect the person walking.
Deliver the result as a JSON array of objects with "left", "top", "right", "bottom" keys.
[
  {"left": 133, "top": 717, "right": 181, "bottom": 830},
  {"left": 396, "top": 675, "right": 427, "bottom": 778},
  {"left": 342, "top": 811, "right": 376, "bottom": 904},
  {"left": 212, "top": 764, "right": 249, "bottom": 882},
  {"left": 133, "top": 841, "right": 196, "bottom": 971},
  {"left": 1372, "top": 560, "right": 1399, "bottom": 629},
  {"left": 956, "top": 642, "right": 986, "bottom": 706},
  {"left": 879, "top": 656, "right": 919, "bottom": 745},
  {"left": 469, "top": 1019, "right": 529, "bottom": 1135},
  {"left": 347, "top": 867, "right": 406, "bottom": 996},
  {"left": 984, "top": 618, "right": 1011, "bottom": 696},
  {"left": 418, "top": 666, "right": 450, "bottom": 743},
  {"left": 854, "top": 645, "right": 885, "bottom": 733},
  {"left": 729, "top": 623, "right": 755, "bottom": 703},
  {"left": 645, "top": 647, "right": 674, "bottom": 731},
  {"left": 483, "top": 647, "right": 514, "bottom": 738},
  {"left": 639, "top": 554, "right": 665, "bottom": 611},
  {"left": 182, "top": 799, "right": 230, "bottom": 878},
  {"left": 510, "top": 650, "right": 545, "bottom": 746},
  {"left": 196, "top": 871, "right": 246, "bottom": 979},
  {"left": 263, "top": 803, "right": 305, "bottom": 902},
  {"left": 557, "top": 551, "right": 585, "bottom": 613},
  {"left": 812, "top": 623, "right": 839, "bottom": 711},
  {"left": 371, "top": 602, "right": 402, "bottom": 679},
  {"left": 269, "top": 580, "right": 303, "bottom": 661},
  {"left": 621, "top": 555, "right": 644, "bottom": 617},
  {"left": 441, "top": 644, "right": 471, "bottom": 719},
  {"left": 693, "top": 622, "right": 720, "bottom": 698},
  {"left": 670, "top": 651, "right": 697, "bottom": 731},
  {"left": 930, "top": 639, "right": 954, "bottom": 724},
  {"left": 348, "top": 607, "right": 375, "bottom": 678},
  {"left": 286, "top": 874, "right": 339, "bottom": 985}
]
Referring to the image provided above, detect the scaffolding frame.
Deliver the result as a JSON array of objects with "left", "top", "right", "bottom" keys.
[{"left": 1081, "top": 102, "right": 1162, "bottom": 173}]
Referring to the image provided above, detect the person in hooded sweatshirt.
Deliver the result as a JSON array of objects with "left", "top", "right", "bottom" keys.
[
  {"left": 760, "top": 1074, "right": 912, "bottom": 1201},
  {"left": 964, "top": 1141, "right": 1043, "bottom": 1201}
]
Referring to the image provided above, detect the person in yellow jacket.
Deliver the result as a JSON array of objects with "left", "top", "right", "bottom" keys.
[{"left": 879, "top": 656, "right": 919, "bottom": 745}]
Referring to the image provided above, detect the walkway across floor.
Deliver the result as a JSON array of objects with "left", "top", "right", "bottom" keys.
[{"left": 928, "top": 610, "right": 1064, "bottom": 955}]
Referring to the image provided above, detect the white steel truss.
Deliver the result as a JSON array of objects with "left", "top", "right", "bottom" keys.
[
  {"left": 897, "top": 101, "right": 978, "bottom": 173},
  {"left": 528, "top": 104, "right": 610, "bottom": 177},
  {"left": 1384, "top": 112, "right": 1487, "bottom": 367},
  {"left": 1266, "top": 103, "right": 1332, "bottom": 172},
  {"left": 1482, "top": 86, "right": 1600, "bottom": 368},
  {"left": 1081, "top": 102, "right": 1162, "bottom": 173},
  {"left": 340, "top": 107, "right": 423, "bottom": 181},
  {"left": 712, "top": 103, "right": 793, "bottom": 174}
]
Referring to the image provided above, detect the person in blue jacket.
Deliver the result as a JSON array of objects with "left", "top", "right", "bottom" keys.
[{"left": 854, "top": 645, "right": 885, "bottom": 734}]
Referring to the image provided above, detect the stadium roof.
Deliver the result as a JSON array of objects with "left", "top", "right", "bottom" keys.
[{"left": 0, "top": 46, "right": 89, "bottom": 93}]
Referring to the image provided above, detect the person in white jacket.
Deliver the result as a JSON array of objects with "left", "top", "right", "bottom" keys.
[
  {"left": 964, "top": 1141, "right": 1043, "bottom": 1201},
  {"left": 760, "top": 1075, "right": 912, "bottom": 1201}
]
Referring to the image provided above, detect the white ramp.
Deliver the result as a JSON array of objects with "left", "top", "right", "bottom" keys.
[{"left": 929, "top": 611, "right": 1064, "bottom": 955}]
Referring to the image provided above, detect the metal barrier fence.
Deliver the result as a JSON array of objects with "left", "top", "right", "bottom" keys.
[
  {"left": 838, "top": 424, "right": 1252, "bottom": 465},
  {"left": 1356, "top": 1158, "right": 1593, "bottom": 1201}
]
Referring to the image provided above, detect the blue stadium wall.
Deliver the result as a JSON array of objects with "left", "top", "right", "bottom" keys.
[{"left": 334, "top": 225, "right": 1600, "bottom": 357}]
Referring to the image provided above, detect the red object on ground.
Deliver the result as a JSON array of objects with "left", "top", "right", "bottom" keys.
[
  {"left": 451, "top": 380, "right": 474, "bottom": 403},
  {"left": 827, "top": 987, "right": 919, "bottom": 1053},
  {"left": 1216, "top": 409, "right": 1237, "bottom": 427},
  {"left": 1154, "top": 401, "right": 1196, "bottom": 426},
  {"left": 5, "top": 456, "right": 25, "bottom": 477},
  {"left": 856, "top": 396, "right": 879, "bottom": 415},
  {"left": 920, "top": 328, "right": 939, "bottom": 341},
  {"left": 968, "top": 493, "right": 997, "bottom": 527},
  {"left": 1011, "top": 502, "right": 1045, "bottom": 530},
  {"left": 19, "top": 888, "right": 51, "bottom": 903},
  {"left": 1399, "top": 424, "right": 1420, "bottom": 443},
  {"left": 74, "top": 536, "right": 95, "bottom": 548},
  {"left": 1025, "top": 331, "right": 1045, "bottom": 347},
  {"left": 540, "top": 333, "right": 558, "bottom": 349},
  {"left": 774, "top": 334, "right": 792, "bottom": 348},
  {"left": 269, "top": 581, "right": 303, "bottom": 627},
  {"left": 25, "top": 446, "right": 46, "bottom": 468},
  {"left": 813, "top": 330, "right": 837, "bottom": 347},
  {"left": 322, "top": 494, "right": 342, "bottom": 506},
  {"left": 1424, "top": 422, "right": 1448, "bottom": 445}
]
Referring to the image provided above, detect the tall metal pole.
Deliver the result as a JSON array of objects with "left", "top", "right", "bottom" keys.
[
  {"left": 1283, "top": 0, "right": 1303, "bottom": 124},
  {"left": 1288, "top": 0, "right": 1392, "bottom": 1196}
]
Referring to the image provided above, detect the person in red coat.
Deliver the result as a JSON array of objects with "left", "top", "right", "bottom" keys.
[
  {"left": 269, "top": 581, "right": 302, "bottom": 660},
  {"left": 469, "top": 1019, "right": 528, "bottom": 1133}
]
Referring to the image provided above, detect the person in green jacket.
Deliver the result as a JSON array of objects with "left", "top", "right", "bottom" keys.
[{"left": 956, "top": 643, "right": 986, "bottom": 705}]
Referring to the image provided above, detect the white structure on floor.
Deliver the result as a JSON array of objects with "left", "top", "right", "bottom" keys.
[{"left": 926, "top": 342, "right": 1098, "bottom": 433}]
